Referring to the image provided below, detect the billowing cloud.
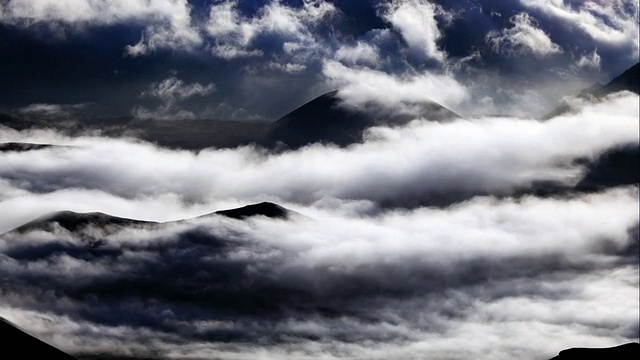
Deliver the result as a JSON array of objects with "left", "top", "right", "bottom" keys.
[
  {"left": 486, "top": 12, "right": 563, "bottom": 58},
  {"left": 520, "top": 0, "right": 640, "bottom": 58},
  {"left": 1, "top": 91, "right": 637, "bottom": 230},
  {"left": 0, "top": 186, "right": 637, "bottom": 359},
  {"left": 323, "top": 60, "right": 468, "bottom": 111},
  {"left": 0, "top": 0, "right": 202, "bottom": 54},
  {"left": 1, "top": 88, "right": 639, "bottom": 359},
  {"left": 205, "top": 0, "right": 336, "bottom": 59},
  {"left": 380, "top": 0, "right": 448, "bottom": 62}
]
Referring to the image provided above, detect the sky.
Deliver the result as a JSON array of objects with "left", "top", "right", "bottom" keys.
[
  {"left": 0, "top": 0, "right": 638, "bottom": 119},
  {"left": 0, "top": 1, "right": 639, "bottom": 359}
]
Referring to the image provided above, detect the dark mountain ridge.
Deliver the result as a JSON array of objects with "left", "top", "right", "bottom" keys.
[
  {"left": 263, "top": 90, "right": 459, "bottom": 149},
  {"left": 2, "top": 202, "right": 294, "bottom": 237}
]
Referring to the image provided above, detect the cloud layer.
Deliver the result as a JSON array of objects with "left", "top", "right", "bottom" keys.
[{"left": 1, "top": 90, "right": 639, "bottom": 358}]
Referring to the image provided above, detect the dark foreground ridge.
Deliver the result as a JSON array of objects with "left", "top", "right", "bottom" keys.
[
  {"left": 549, "top": 342, "right": 640, "bottom": 360},
  {"left": 0, "top": 317, "right": 77, "bottom": 359}
]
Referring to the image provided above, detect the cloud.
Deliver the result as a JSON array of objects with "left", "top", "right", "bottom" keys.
[
  {"left": 574, "top": 49, "right": 602, "bottom": 70},
  {"left": 0, "top": 90, "right": 638, "bottom": 359},
  {"left": 520, "top": 0, "right": 640, "bottom": 58},
  {"left": 205, "top": 0, "right": 336, "bottom": 59},
  {"left": 0, "top": 187, "right": 637, "bottom": 359},
  {"left": 133, "top": 76, "right": 215, "bottom": 120},
  {"left": 380, "top": 0, "right": 448, "bottom": 62},
  {"left": 17, "top": 103, "right": 90, "bottom": 117},
  {"left": 0, "top": 92, "right": 637, "bottom": 227},
  {"left": 335, "top": 41, "right": 381, "bottom": 66},
  {"left": 323, "top": 60, "right": 468, "bottom": 111},
  {"left": 486, "top": 12, "right": 563, "bottom": 58},
  {"left": 0, "top": 0, "right": 202, "bottom": 54}
]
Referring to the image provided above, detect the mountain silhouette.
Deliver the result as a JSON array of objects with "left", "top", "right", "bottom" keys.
[
  {"left": 549, "top": 342, "right": 639, "bottom": 360},
  {"left": 0, "top": 317, "right": 77, "bottom": 359},
  {"left": 546, "top": 62, "right": 639, "bottom": 119},
  {"left": 3, "top": 202, "right": 295, "bottom": 237},
  {"left": 214, "top": 201, "right": 291, "bottom": 220},
  {"left": 264, "top": 90, "right": 459, "bottom": 149}
]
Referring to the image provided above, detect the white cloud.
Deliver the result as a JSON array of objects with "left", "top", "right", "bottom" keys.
[
  {"left": 486, "top": 12, "right": 563, "bottom": 58},
  {"left": 520, "top": 0, "right": 640, "bottom": 58},
  {"left": 205, "top": 0, "right": 336, "bottom": 59},
  {"left": 574, "top": 49, "right": 602, "bottom": 70},
  {"left": 380, "top": 0, "right": 447, "bottom": 62},
  {"left": 1, "top": 92, "right": 637, "bottom": 224},
  {"left": 335, "top": 42, "right": 381, "bottom": 66},
  {"left": 0, "top": 0, "right": 202, "bottom": 54},
  {"left": 323, "top": 60, "right": 468, "bottom": 110}
]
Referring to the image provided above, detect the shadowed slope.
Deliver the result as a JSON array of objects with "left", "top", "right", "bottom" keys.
[
  {"left": 546, "top": 62, "right": 640, "bottom": 119},
  {"left": 13, "top": 211, "right": 157, "bottom": 234},
  {"left": 592, "top": 63, "right": 640, "bottom": 96},
  {"left": 264, "top": 90, "right": 459, "bottom": 149},
  {"left": 0, "top": 317, "right": 77, "bottom": 360}
]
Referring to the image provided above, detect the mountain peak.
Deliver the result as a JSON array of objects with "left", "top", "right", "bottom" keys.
[
  {"left": 264, "top": 90, "right": 459, "bottom": 149},
  {"left": 215, "top": 202, "right": 290, "bottom": 220}
]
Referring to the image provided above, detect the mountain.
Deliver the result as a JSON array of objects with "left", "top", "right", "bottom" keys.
[
  {"left": 13, "top": 211, "right": 157, "bottom": 235},
  {"left": 591, "top": 62, "right": 640, "bottom": 96},
  {"left": 549, "top": 342, "right": 639, "bottom": 360},
  {"left": 0, "top": 317, "right": 77, "bottom": 359},
  {"left": 3, "top": 202, "right": 295, "bottom": 237},
  {"left": 263, "top": 90, "right": 459, "bottom": 149},
  {"left": 214, "top": 201, "right": 291, "bottom": 220},
  {"left": 0, "top": 142, "right": 53, "bottom": 152},
  {"left": 545, "top": 62, "right": 640, "bottom": 119},
  {"left": 576, "top": 144, "right": 640, "bottom": 190}
]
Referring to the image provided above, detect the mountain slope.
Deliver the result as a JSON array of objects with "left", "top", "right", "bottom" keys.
[
  {"left": 592, "top": 62, "right": 640, "bottom": 96},
  {"left": 549, "top": 342, "right": 640, "bottom": 360},
  {"left": 0, "top": 317, "right": 77, "bottom": 360},
  {"left": 3, "top": 202, "right": 295, "bottom": 237},
  {"left": 545, "top": 62, "right": 639, "bottom": 119},
  {"left": 264, "top": 90, "right": 459, "bottom": 149}
]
